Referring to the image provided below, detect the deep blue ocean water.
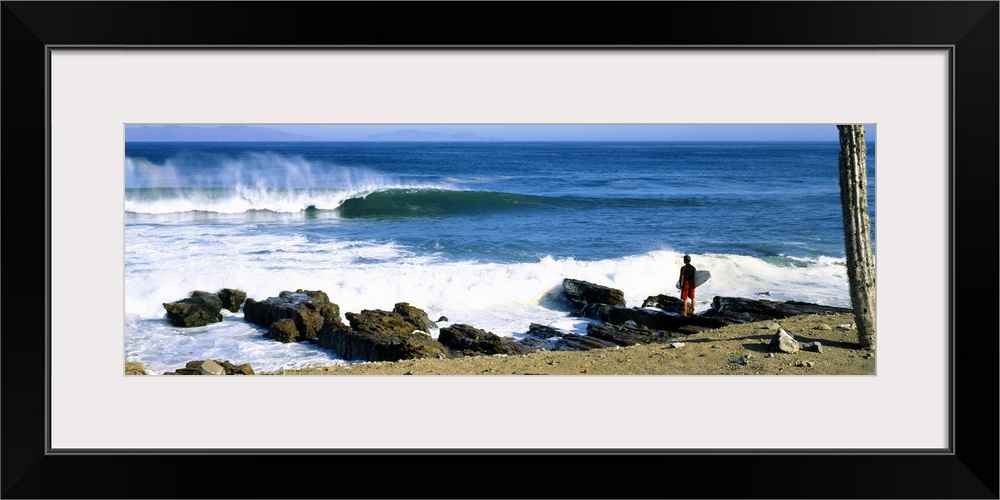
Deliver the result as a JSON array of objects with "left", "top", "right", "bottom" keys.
[{"left": 124, "top": 141, "right": 875, "bottom": 373}]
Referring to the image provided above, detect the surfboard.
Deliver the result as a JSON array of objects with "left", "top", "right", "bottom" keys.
[{"left": 676, "top": 270, "right": 711, "bottom": 291}]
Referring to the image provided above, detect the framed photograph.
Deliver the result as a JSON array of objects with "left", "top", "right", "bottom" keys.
[{"left": 5, "top": 2, "right": 996, "bottom": 498}]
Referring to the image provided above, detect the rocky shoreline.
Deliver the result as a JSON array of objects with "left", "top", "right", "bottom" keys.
[
  {"left": 133, "top": 278, "right": 872, "bottom": 376},
  {"left": 260, "top": 312, "right": 873, "bottom": 375}
]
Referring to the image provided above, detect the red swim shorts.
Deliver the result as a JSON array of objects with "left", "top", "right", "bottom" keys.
[{"left": 681, "top": 280, "right": 695, "bottom": 301}]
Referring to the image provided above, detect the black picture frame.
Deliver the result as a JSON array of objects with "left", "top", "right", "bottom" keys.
[{"left": 3, "top": 2, "right": 997, "bottom": 498}]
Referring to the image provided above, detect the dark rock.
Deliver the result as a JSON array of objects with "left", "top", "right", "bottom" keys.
[
  {"left": 346, "top": 309, "right": 421, "bottom": 336},
  {"left": 585, "top": 323, "right": 657, "bottom": 346},
  {"left": 517, "top": 324, "right": 573, "bottom": 351},
  {"left": 562, "top": 278, "right": 626, "bottom": 309},
  {"left": 266, "top": 318, "right": 301, "bottom": 343},
  {"left": 219, "top": 360, "right": 255, "bottom": 375},
  {"left": 244, "top": 290, "right": 345, "bottom": 342},
  {"left": 581, "top": 303, "right": 730, "bottom": 333},
  {"left": 707, "top": 297, "right": 851, "bottom": 322},
  {"left": 163, "top": 291, "right": 225, "bottom": 327},
  {"left": 317, "top": 309, "right": 449, "bottom": 362},
  {"left": 438, "top": 324, "right": 531, "bottom": 356},
  {"left": 611, "top": 306, "right": 730, "bottom": 331},
  {"left": 527, "top": 323, "right": 564, "bottom": 338},
  {"left": 518, "top": 323, "right": 628, "bottom": 351},
  {"left": 520, "top": 324, "right": 641, "bottom": 352},
  {"left": 702, "top": 309, "right": 756, "bottom": 323},
  {"left": 560, "top": 333, "right": 620, "bottom": 351},
  {"left": 578, "top": 303, "right": 612, "bottom": 321},
  {"left": 514, "top": 336, "right": 547, "bottom": 350},
  {"left": 163, "top": 368, "right": 200, "bottom": 375},
  {"left": 641, "top": 294, "right": 683, "bottom": 313},
  {"left": 393, "top": 302, "right": 437, "bottom": 332},
  {"left": 676, "top": 324, "right": 713, "bottom": 335},
  {"left": 437, "top": 316, "right": 449, "bottom": 322},
  {"left": 217, "top": 288, "right": 247, "bottom": 313}
]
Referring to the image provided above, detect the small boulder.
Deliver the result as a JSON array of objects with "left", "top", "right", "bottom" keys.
[
  {"left": 438, "top": 324, "right": 530, "bottom": 356},
  {"left": 731, "top": 354, "right": 752, "bottom": 365},
  {"left": 217, "top": 288, "right": 247, "bottom": 313},
  {"left": 562, "top": 278, "right": 626, "bottom": 309},
  {"left": 163, "top": 291, "right": 225, "bottom": 327},
  {"left": 219, "top": 360, "right": 255, "bottom": 375},
  {"left": 527, "top": 323, "right": 564, "bottom": 339},
  {"left": 770, "top": 328, "right": 800, "bottom": 354},
  {"left": 802, "top": 341, "right": 823, "bottom": 353},
  {"left": 200, "top": 359, "right": 225, "bottom": 375},
  {"left": 641, "top": 294, "right": 683, "bottom": 313}
]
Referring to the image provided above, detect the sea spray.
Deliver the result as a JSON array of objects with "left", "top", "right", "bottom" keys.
[{"left": 125, "top": 152, "right": 447, "bottom": 214}]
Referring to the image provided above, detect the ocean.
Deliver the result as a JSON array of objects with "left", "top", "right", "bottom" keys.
[{"left": 124, "top": 141, "right": 876, "bottom": 374}]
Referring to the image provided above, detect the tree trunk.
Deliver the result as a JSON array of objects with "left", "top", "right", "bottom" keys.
[{"left": 837, "top": 125, "right": 876, "bottom": 349}]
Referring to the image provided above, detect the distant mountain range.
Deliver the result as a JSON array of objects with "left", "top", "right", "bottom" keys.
[
  {"left": 125, "top": 126, "right": 315, "bottom": 142},
  {"left": 355, "top": 130, "right": 498, "bottom": 142},
  {"left": 125, "top": 126, "right": 499, "bottom": 142}
]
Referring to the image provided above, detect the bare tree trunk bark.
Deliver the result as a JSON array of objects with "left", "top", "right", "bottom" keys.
[{"left": 837, "top": 125, "right": 876, "bottom": 349}]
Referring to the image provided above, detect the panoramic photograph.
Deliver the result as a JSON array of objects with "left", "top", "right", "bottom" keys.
[{"left": 123, "top": 124, "right": 876, "bottom": 376}]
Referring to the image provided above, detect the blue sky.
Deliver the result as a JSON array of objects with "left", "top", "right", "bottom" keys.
[{"left": 125, "top": 124, "right": 876, "bottom": 142}]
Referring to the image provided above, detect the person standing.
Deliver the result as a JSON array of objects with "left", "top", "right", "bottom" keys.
[{"left": 678, "top": 255, "right": 696, "bottom": 316}]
